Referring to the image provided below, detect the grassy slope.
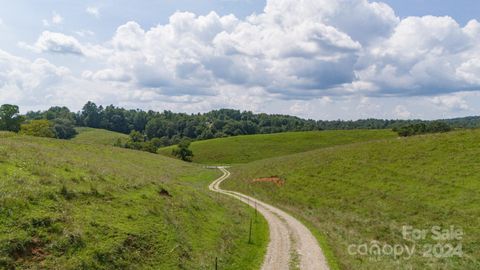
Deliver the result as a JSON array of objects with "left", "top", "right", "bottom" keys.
[
  {"left": 159, "top": 130, "right": 397, "bottom": 164},
  {"left": 72, "top": 127, "right": 129, "bottom": 146},
  {"left": 223, "top": 130, "right": 480, "bottom": 269},
  {"left": 0, "top": 133, "right": 268, "bottom": 269}
]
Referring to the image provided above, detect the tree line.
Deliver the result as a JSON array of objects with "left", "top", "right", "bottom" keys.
[
  {"left": 2, "top": 101, "right": 476, "bottom": 147},
  {"left": 25, "top": 101, "right": 323, "bottom": 146}
]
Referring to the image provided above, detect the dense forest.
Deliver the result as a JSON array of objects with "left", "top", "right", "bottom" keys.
[
  {"left": 1, "top": 102, "right": 479, "bottom": 147},
  {"left": 25, "top": 102, "right": 321, "bottom": 146}
]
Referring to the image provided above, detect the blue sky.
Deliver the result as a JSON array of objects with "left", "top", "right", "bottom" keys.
[
  {"left": 383, "top": 0, "right": 479, "bottom": 25},
  {"left": 1, "top": 0, "right": 480, "bottom": 120}
]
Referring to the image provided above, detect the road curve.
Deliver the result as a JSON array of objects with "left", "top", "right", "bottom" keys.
[{"left": 209, "top": 167, "right": 330, "bottom": 270}]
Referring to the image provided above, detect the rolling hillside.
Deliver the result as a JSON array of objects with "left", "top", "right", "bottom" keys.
[
  {"left": 159, "top": 130, "right": 397, "bottom": 164},
  {"left": 0, "top": 132, "right": 268, "bottom": 269},
  {"left": 223, "top": 129, "right": 480, "bottom": 269},
  {"left": 72, "top": 127, "right": 129, "bottom": 146}
]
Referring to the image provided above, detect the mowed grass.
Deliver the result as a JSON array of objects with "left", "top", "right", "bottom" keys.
[
  {"left": 223, "top": 129, "right": 480, "bottom": 269},
  {"left": 159, "top": 130, "right": 397, "bottom": 164},
  {"left": 0, "top": 133, "right": 268, "bottom": 269},
  {"left": 72, "top": 127, "right": 129, "bottom": 146}
]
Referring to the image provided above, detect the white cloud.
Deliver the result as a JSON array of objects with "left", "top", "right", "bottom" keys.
[
  {"left": 23, "top": 31, "right": 109, "bottom": 58},
  {"left": 85, "top": 68, "right": 132, "bottom": 82},
  {"left": 34, "top": 31, "right": 84, "bottom": 55},
  {"left": 430, "top": 93, "right": 470, "bottom": 111},
  {"left": 86, "top": 6, "right": 100, "bottom": 18},
  {"left": 357, "top": 16, "right": 480, "bottom": 96},
  {"left": 5, "top": 0, "right": 480, "bottom": 119},
  {"left": 87, "top": 1, "right": 389, "bottom": 98},
  {"left": 80, "top": 0, "right": 480, "bottom": 101},
  {"left": 0, "top": 49, "right": 71, "bottom": 106}
]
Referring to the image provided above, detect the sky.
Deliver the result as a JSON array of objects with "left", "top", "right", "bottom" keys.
[{"left": 1, "top": 0, "right": 480, "bottom": 120}]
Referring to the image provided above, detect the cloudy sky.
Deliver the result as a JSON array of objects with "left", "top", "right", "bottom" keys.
[{"left": 1, "top": 0, "right": 480, "bottom": 120}]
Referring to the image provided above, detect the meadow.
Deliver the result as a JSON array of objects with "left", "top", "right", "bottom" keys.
[
  {"left": 159, "top": 130, "right": 397, "bottom": 164},
  {"left": 0, "top": 132, "right": 268, "bottom": 269},
  {"left": 222, "top": 129, "right": 480, "bottom": 269},
  {"left": 72, "top": 127, "right": 129, "bottom": 146}
]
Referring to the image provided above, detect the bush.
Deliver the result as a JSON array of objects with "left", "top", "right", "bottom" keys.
[
  {"left": 395, "top": 121, "right": 452, "bottom": 137},
  {"left": 172, "top": 139, "right": 194, "bottom": 162},
  {"left": 53, "top": 118, "right": 78, "bottom": 139},
  {"left": 20, "top": 118, "right": 79, "bottom": 139},
  {"left": 141, "top": 141, "right": 158, "bottom": 154},
  {"left": 129, "top": 130, "right": 145, "bottom": 143},
  {"left": 120, "top": 130, "right": 159, "bottom": 154},
  {"left": 20, "top": 120, "right": 56, "bottom": 138}
]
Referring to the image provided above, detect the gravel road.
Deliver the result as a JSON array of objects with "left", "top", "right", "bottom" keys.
[{"left": 208, "top": 167, "right": 330, "bottom": 270}]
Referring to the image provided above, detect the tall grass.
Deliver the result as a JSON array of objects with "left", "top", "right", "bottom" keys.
[
  {"left": 224, "top": 129, "right": 480, "bottom": 269},
  {"left": 159, "top": 130, "right": 397, "bottom": 164},
  {"left": 0, "top": 134, "right": 268, "bottom": 269}
]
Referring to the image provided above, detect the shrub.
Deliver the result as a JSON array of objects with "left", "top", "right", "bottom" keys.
[
  {"left": 395, "top": 121, "right": 452, "bottom": 137},
  {"left": 121, "top": 130, "right": 159, "bottom": 154},
  {"left": 172, "top": 139, "right": 194, "bottom": 162},
  {"left": 20, "top": 120, "right": 55, "bottom": 138},
  {"left": 141, "top": 141, "right": 158, "bottom": 154},
  {"left": 129, "top": 130, "right": 145, "bottom": 143},
  {"left": 53, "top": 118, "right": 78, "bottom": 139}
]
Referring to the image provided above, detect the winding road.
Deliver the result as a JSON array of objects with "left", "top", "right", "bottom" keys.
[{"left": 209, "top": 167, "right": 330, "bottom": 270}]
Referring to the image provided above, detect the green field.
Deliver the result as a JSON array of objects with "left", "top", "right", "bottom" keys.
[
  {"left": 159, "top": 130, "right": 397, "bottom": 164},
  {"left": 223, "top": 129, "right": 480, "bottom": 269},
  {"left": 72, "top": 127, "right": 129, "bottom": 146},
  {"left": 0, "top": 132, "right": 268, "bottom": 269}
]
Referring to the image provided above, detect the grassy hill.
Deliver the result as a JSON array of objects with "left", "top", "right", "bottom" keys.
[
  {"left": 223, "top": 129, "right": 480, "bottom": 269},
  {"left": 72, "top": 127, "right": 129, "bottom": 146},
  {"left": 159, "top": 130, "right": 397, "bottom": 164},
  {"left": 0, "top": 132, "right": 268, "bottom": 269}
]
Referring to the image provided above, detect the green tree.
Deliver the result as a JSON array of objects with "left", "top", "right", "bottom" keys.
[
  {"left": 145, "top": 118, "right": 166, "bottom": 139},
  {"left": 0, "top": 104, "right": 25, "bottom": 132},
  {"left": 395, "top": 121, "right": 452, "bottom": 137},
  {"left": 81, "top": 101, "right": 102, "bottom": 128},
  {"left": 53, "top": 118, "right": 78, "bottom": 139},
  {"left": 45, "top": 106, "right": 76, "bottom": 122},
  {"left": 141, "top": 141, "right": 158, "bottom": 154},
  {"left": 20, "top": 120, "right": 55, "bottom": 138},
  {"left": 427, "top": 121, "right": 452, "bottom": 133},
  {"left": 172, "top": 139, "right": 194, "bottom": 162},
  {"left": 150, "top": 137, "right": 169, "bottom": 148},
  {"left": 129, "top": 130, "right": 145, "bottom": 142}
]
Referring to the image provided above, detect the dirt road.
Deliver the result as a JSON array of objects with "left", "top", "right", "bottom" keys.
[{"left": 209, "top": 167, "right": 330, "bottom": 270}]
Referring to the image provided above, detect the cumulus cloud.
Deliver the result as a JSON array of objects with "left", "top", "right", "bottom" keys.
[
  {"left": 357, "top": 16, "right": 480, "bottom": 96},
  {"left": 0, "top": 49, "right": 70, "bottom": 106},
  {"left": 80, "top": 0, "right": 480, "bottom": 101},
  {"left": 87, "top": 0, "right": 390, "bottom": 98},
  {"left": 22, "top": 31, "right": 109, "bottom": 58},
  {"left": 5, "top": 0, "right": 480, "bottom": 119},
  {"left": 34, "top": 31, "right": 84, "bottom": 55}
]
